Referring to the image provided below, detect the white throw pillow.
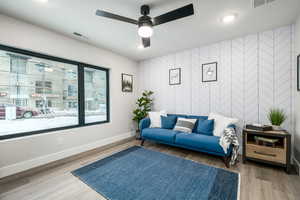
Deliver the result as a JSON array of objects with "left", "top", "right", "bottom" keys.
[
  {"left": 149, "top": 110, "right": 167, "bottom": 128},
  {"left": 208, "top": 113, "right": 238, "bottom": 137}
]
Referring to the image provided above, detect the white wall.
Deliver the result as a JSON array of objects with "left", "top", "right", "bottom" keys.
[
  {"left": 139, "top": 25, "right": 295, "bottom": 145},
  {"left": 294, "top": 15, "right": 300, "bottom": 163},
  {"left": 0, "top": 15, "right": 138, "bottom": 178}
]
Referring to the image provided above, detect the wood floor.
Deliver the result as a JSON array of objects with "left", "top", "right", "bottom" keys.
[{"left": 0, "top": 140, "right": 299, "bottom": 200}]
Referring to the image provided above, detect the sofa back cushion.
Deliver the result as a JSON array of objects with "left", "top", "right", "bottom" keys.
[
  {"left": 173, "top": 118, "right": 197, "bottom": 133},
  {"left": 196, "top": 119, "right": 214, "bottom": 136},
  {"left": 161, "top": 115, "right": 177, "bottom": 129},
  {"left": 167, "top": 114, "right": 188, "bottom": 118}
]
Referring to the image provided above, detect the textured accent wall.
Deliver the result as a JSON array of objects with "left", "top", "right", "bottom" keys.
[{"left": 138, "top": 25, "right": 295, "bottom": 138}]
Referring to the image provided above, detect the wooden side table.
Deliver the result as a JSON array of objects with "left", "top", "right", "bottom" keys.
[{"left": 243, "top": 128, "right": 291, "bottom": 173}]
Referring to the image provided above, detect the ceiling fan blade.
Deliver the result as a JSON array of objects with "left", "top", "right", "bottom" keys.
[
  {"left": 153, "top": 4, "right": 194, "bottom": 26},
  {"left": 95, "top": 10, "right": 138, "bottom": 25},
  {"left": 142, "top": 38, "right": 150, "bottom": 48}
]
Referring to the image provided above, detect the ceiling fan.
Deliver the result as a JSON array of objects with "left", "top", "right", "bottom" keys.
[{"left": 95, "top": 4, "right": 194, "bottom": 48}]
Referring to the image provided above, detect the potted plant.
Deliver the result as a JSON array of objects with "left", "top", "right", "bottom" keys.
[
  {"left": 132, "top": 90, "right": 153, "bottom": 139},
  {"left": 268, "top": 108, "right": 286, "bottom": 130}
]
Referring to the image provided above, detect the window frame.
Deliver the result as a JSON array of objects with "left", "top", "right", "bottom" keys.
[{"left": 0, "top": 44, "right": 110, "bottom": 140}]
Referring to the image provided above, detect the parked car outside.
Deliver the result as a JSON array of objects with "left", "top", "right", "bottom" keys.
[{"left": 0, "top": 104, "right": 39, "bottom": 119}]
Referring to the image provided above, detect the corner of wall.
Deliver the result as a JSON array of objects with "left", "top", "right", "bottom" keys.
[{"left": 293, "top": 14, "right": 300, "bottom": 172}]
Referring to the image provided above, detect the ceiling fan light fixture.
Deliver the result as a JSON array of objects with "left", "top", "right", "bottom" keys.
[{"left": 138, "top": 25, "right": 153, "bottom": 38}]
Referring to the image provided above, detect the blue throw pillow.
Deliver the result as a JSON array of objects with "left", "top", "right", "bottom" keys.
[
  {"left": 196, "top": 119, "right": 214, "bottom": 135},
  {"left": 186, "top": 116, "right": 208, "bottom": 132},
  {"left": 161, "top": 116, "right": 177, "bottom": 129}
]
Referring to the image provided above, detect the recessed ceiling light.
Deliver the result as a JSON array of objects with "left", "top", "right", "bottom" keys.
[
  {"left": 35, "top": 0, "right": 48, "bottom": 3},
  {"left": 222, "top": 14, "right": 236, "bottom": 24}
]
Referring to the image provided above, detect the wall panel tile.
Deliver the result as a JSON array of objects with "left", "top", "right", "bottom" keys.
[{"left": 245, "top": 34, "right": 259, "bottom": 124}]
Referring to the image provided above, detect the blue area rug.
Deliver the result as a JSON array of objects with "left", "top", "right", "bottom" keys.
[{"left": 72, "top": 146, "right": 239, "bottom": 200}]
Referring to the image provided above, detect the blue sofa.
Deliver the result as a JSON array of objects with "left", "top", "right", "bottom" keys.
[{"left": 139, "top": 114, "right": 235, "bottom": 167}]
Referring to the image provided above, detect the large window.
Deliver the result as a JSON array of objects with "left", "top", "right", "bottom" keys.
[{"left": 0, "top": 45, "right": 109, "bottom": 139}]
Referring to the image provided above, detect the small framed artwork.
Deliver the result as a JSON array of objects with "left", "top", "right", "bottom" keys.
[
  {"left": 169, "top": 68, "right": 181, "bottom": 85},
  {"left": 122, "top": 73, "right": 133, "bottom": 92},
  {"left": 202, "top": 62, "right": 217, "bottom": 82},
  {"left": 298, "top": 55, "right": 300, "bottom": 91}
]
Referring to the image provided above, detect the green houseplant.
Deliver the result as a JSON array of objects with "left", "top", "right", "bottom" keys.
[
  {"left": 268, "top": 108, "right": 286, "bottom": 130},
  {"left": 132, "top": 90, "right": 154, "bottom": 137}
]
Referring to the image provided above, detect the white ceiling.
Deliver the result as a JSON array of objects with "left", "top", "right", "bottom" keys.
[{"left": 0, "top": 0, "right": 299, "bottom": 61}]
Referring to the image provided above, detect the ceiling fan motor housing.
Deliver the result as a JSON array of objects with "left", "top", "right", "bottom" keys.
[{"left": 138, "top": 15, "right": 153, "bottom": 28}]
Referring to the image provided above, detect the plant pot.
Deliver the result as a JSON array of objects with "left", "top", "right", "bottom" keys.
[
  {"left": 135, "top": 130, "right": 141, "bottom": 140},
  {"left": 272, "top": 125, "right": 283, "bottom": 131}
]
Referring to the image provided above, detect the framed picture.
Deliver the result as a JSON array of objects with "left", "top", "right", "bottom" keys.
[
  {"left": 122, "top": 73, "right": 133, "bottom": 92},
  {"left": 202, "top": 62, "right": 217, "bottom": 82},
  {"left": 169, "top": 68, "right": 181, "bottom": 85},
  {"left": 298, "top": 54, "right": 300, "bottom": 91}
]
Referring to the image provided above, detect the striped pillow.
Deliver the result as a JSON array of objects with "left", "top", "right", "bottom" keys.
[{"left": 173, "top": 118, "right": 197, "bottom": 133}]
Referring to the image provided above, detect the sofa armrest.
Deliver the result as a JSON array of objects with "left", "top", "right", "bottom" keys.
[{"left": 139, "top": 118, "right": 151, "bottom": 131}]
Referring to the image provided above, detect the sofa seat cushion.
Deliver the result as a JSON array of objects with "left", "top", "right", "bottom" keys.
[
  {"left": 175, "top": 133, "right": 227, "bottom": 155},
  {"left": 142, "top": 128, "right": 178, "bottom": 143}
]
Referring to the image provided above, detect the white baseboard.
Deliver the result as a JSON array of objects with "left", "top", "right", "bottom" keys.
[{"left": 0, "top": 131, "right": 134, "bottom": 179}]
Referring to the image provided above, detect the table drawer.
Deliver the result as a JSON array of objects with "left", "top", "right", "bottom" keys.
[{"left": 246, "top": 144, "right": 286, "bottom": 164}]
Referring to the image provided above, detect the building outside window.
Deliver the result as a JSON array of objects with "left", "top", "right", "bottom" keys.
[
  {"left": 67, "top": 85, "right": 77, "bottom": 97},
  {"left": 9, "top": 54, "right": 28, "bottom": 74},
  {"left": 35, "top": 81, "right": 52, "bottom": 94},
  {"left": 13, "top": 99, "right": 28, "bottom": 107},
  {"left": 68, "top": 102, "right": 77, "bottom": 109}
]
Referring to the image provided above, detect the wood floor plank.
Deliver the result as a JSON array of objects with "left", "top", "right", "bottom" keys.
[{"left": 0, "top": 139, "right": 299, "bottom": 200}]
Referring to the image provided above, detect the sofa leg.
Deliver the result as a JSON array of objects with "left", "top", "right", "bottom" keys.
[
  {"left": 141, "top": 139, "right": 145, "bottom": 146},
  {"left": 223, "top": 156, "right": 230, "bottom": 168}
]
